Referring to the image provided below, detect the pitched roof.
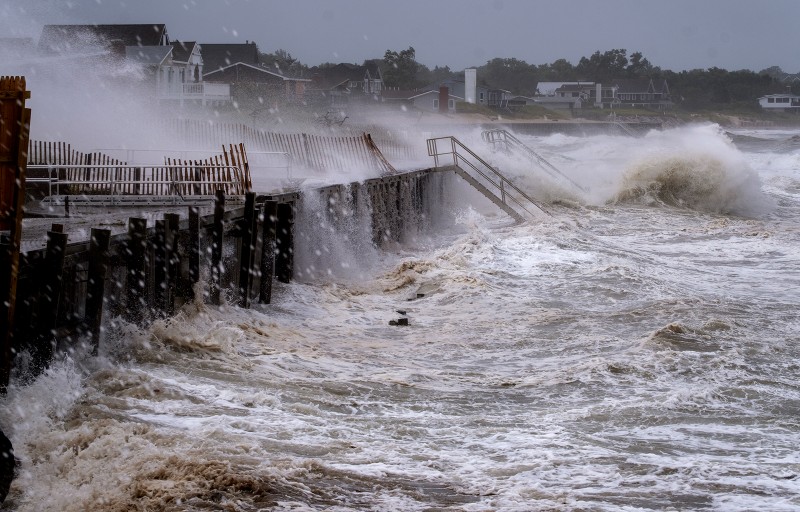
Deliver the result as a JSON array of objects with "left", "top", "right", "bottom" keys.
[
  {"left": 125, "top": 45, "right": 172, "bottom": 66},
  {"left": 171, "top": 41, "right": 197, "bottom": 63},
  {"left": 200, "top": 43, "right": 259, "bottom": 73},
  {"left": 39, "top": 24, "right": 169, "bottom": 54},
  {"left": 203, "top": 61, "right": 311, "bottom": 82},
  {"left": 310, "top": 63, "right": 378, "bottom": 89}
]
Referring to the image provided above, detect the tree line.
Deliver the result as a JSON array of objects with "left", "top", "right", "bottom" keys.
[{"left": 258, "top": 46, "right": 798, "bottom": 111}]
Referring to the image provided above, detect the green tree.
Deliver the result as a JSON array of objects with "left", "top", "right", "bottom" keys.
[
  {"left": 383, "top": 46, "right": 420, "bottom": 88},
  {"left": 476, "top": 57, "right": 539, "bottom": 95},
  {"left": 259, "top": 48, "right": 308, "bottom": 77},
  {"left": 576, "top": 49, "right": 629, "bottom": 82}
]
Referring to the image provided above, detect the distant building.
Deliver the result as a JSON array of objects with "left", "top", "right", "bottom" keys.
[
  {"left": 308, "top": 63, "right": 384, "bottom": 107},
  {"left": 199, "top": 42, "right": 259, "bottom": 74},
  {"left": 204, "top": 62, "right": 310, "bottom": 105},
  {"left": 758, "top": 93, "right": 800, "bottom": 110},
  {"left": 381, "top": 88, "right": 462, "bottom": 113},
  {"left": 124, "top": 43, "right": 231, "bottom": 106},
  {"left": 38, "top": 24, "right": 170, "bottom": 54}
]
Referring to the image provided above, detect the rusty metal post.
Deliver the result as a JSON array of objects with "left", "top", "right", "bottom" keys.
[{"left": 0, "top": 76, "right": 30, "bottom": 392}]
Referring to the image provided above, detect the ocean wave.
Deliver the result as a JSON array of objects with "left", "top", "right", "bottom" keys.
[{"left": 614, "top": 149, "right": 769, "bottom": 215}]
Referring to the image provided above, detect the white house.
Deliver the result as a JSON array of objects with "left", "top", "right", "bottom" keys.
[{"left": 758, "top": 93, "right": 800, "bottom": 110}]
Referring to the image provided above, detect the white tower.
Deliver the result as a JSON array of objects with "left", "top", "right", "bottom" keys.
[{"left": 465, "top": 68, "right": 477, "bottom": 104}]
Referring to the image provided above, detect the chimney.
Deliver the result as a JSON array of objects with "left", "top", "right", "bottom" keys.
[{"left": 439, "top": 86, "right": 448, "bottom": 113}]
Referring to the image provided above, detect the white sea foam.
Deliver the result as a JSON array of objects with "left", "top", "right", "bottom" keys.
[{"left": 2, "top": 125, "right": 800, "bottom": 510}]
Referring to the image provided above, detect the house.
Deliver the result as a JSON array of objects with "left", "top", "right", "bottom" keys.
[
  {"left": 609, "top": 78, "right": 671, "bottom": 110},
  {"left": 38, "top": 24, "right": 170, "bottom": 54},
  {"left": 758, "top": 93, "right": 800, "bottom": 110},
  {"left": 124, "top": 42, "right": 230, "bottom": 106},
  {"left": 199, "top": 42, "right": 259, "bottom": 74},
  {"left": 382, "top": 88, "right": 462, "bottom": 113},
  {"left": 308, "top": 63, "right": 384, "bottom": 107},
  {"left": 203, "top": 61, "right": 310, "bottom": 105},
  {"left": 421, "top": 79, "right": 491, "bottom": 106}
]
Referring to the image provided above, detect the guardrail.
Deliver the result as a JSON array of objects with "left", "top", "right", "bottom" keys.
[{"left": 427, "top": 136, "right": 548, "bottom": 222}]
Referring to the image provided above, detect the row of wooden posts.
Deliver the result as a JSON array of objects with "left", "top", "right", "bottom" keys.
[{"left": 10, "top": 191, "right": 296, "bottom": 382}]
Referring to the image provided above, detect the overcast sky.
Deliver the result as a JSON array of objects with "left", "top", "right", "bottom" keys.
[{"left": 4, "top": 0, "right": 798, "bottom": 73}]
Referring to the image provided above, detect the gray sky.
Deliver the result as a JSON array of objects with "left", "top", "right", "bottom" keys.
[{"left": 4, "top": 0, "right": 798, "bottom": 72}]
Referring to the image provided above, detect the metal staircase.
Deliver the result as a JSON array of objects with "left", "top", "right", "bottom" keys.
[
  {"left": 481, "top": 129, "right": 587, "bottom": 193},
  {"left": 426, "top": 136, "right": 549, "bottom": 223}
]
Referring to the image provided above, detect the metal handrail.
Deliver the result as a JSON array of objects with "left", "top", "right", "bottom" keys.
[
  {"left": 427, "top": 136, "right": 548, "bottom": 218},
  {"left": 480, "top": 129, "right": 586, "bottom": 193}
]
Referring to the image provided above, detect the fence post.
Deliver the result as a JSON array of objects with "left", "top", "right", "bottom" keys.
[
  {"left": 238, "top": 192, "right": 256, "bottom": 308},
  {"left": 85, "top": 228, "right": 110, "bottom": 356},
  {"left": 259, "top": 200, "right": 278, "bottom": 304},
  {"left": 210, "top": 190, "right": 225, "bottom": 305},
  {"left": 275, "top": 201, "right": 294, "bottom": 283},
  {"left": 0, "top": 76, "right": 31, "bottom": 392},
  {"left": 33, "top": 229, "right": 68, "bottom": 371}
]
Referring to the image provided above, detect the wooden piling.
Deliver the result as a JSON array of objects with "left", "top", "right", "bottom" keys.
[
  {"left": 275, "top": 202, "right": 294, "bottom": 283},
  {"left": 259, "top": 200, "right": 278, "bottom": 304},
  {"left": 85, "top": 228, "right": 110, "bottom": 356},
  {"left": 210, "top": 190, "right": 225, "bottom": 305},
  {"left": 126, "top": 218, "right": 147, "bottom": 323},
  {"left": 154, "top": 219, "right": 167, "bottom": 315},
  {"left": 33, "top": 229, "right": 68, "bottom": 370},
  {"left": 238, "top": 192, "right": 256, "bottom": 308},
  {"left": 187, "top": 206, "right": 200, "bottom": 299},
  {"left": 164, "top": 213, "right": 180, "bottom": 315}
]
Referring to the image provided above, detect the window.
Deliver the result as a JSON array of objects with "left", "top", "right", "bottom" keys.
[
  {"left": 433, "top": 98, "right": 439, "bottom": 109},
  {"left": 768, "top": 97, "right": 775, "bottom": 103},
  {"left": 448, "top": 99, "right": 455, "bottom": 109},
  {"left": 479, "top": 92, "right": 484, "bottom": 104}
]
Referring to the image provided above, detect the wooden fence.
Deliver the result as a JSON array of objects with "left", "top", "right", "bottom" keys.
[
  {"left": 161, "top": 118, "right": 419, "bottom": 169},
  {"left": 27, "top": 141, "right": 251, "bottom": 197}
]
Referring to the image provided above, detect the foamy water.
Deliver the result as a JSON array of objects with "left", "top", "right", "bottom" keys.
[{"left": 2, "top": 124, "right": 800, "bottom": 511}]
